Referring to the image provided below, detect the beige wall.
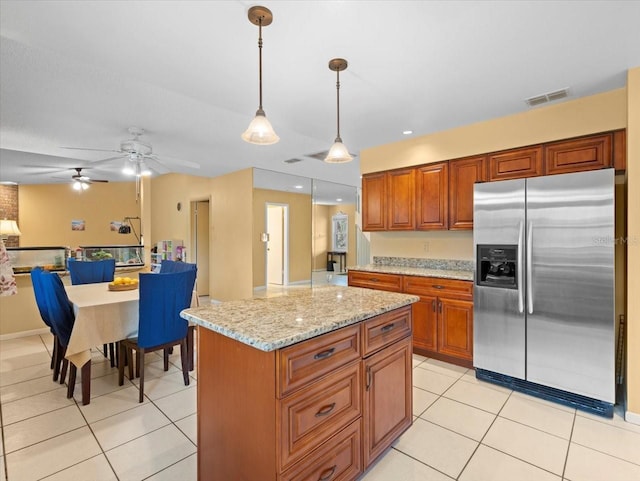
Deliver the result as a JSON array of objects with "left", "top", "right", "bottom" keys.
[
  {"left": 371, "top": 230, "right": 474, "bottom": 260},
  {"left": 252, "top": 188, "right": 312, "bottom": 287},
  {"left": 626, "top": 67, "right": 640, "bottom": 417},
  {"left": 210, "top": 169, "right": 254, "bottom": 301},
  {"left": 312, "top": 204, "right": 357, "bottom": 270},
  {"left": 17, "top": 182, "right": 140, "bottom": 247}
]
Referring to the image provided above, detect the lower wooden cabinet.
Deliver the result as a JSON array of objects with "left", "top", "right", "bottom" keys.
[
  {"left": 197, "top": 306, "right": 413, "bottom": 481},
  {"left": 349, "top": 272, "right": 474, "bottom": 367},
  {"left": 363, "top": 336, "right": 412, "bottom": 468}
]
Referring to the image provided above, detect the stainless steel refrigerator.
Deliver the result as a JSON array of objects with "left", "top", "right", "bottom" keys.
[{"left": 473, "top": 168, "right": 615, "bottom": 416}]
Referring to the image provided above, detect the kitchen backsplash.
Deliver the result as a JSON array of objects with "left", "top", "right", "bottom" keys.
[{"left": 373, "top": 256, "right": 474, "bottom": 271}]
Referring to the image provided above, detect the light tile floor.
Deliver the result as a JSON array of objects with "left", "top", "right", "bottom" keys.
[{"left": 2, "top": 335, "right": 639, "bottom": 480}]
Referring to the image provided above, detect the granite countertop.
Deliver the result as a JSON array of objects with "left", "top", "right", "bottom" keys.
[
  {"left": 180, "top": 286, "right": 419, "bottom": 352},
  {"left": 348, "top": 264, "right": 474, "bottom": 281}
]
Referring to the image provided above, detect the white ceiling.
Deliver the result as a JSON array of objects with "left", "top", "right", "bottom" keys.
[{"left": 1, "top": 0, "right": 639, "bottom": 189}]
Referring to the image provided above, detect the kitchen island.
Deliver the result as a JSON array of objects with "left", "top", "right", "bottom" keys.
[{"left": 181, "top": 286, "right": 419, "bottom": 481}]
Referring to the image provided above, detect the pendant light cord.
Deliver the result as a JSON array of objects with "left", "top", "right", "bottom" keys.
[
  {"left": 258, "top": 18, "right": 264, "bottom": 112},
  {"left": 335, "top": 69, "right": 341, "bottom": 142}
]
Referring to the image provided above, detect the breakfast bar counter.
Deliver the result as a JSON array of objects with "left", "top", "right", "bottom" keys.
[{"left": 180, "top": 286, "right": 419, "bottom": 481}]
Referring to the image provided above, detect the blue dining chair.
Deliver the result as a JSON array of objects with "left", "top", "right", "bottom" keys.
[
  {"left": 67, "top": 258, "right": 118, "bottom": 366},
  {"left": 118, "top": 269, "right": 197, "bottom": 403},
  {"left": 31, "top": 267, "right": 66, "bottom": 382},
  {"left": 160, "top": 260, "right": 198, "bottom": 370},
  {"left": 40, "top": 270, "right": 78, "bottom": 399}
]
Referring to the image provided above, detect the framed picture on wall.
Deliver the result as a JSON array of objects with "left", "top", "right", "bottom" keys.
[{"left": 332, "top": 213, "right": 348, "bottom": 252}]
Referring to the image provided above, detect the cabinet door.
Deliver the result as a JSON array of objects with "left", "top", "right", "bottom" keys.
[
  {"left": 448, "top": 156, "right": 486, "bottom": 230},
  {"left": 545, "top": 133, "right": 612, "bottom": 175},
  {"left": 363, "top": 336, "right": 412, "bottom": 468},
  {"left": 411, "top": 296, "right": 438, "bottom": 353},
  {"left": 387, "top": 168, "right": 416, "bottom": 230},
  {"left": 488, "top": 146, "right": 543, "bottom": 181},
  {"left": 416, "top": 162, "right": 448, "bottom": 230},
  {"left": 437, "top": 298, "right": 473, "bottom": 361},
  {"left": 362, "top": 173, "right": 387, "bottom": 231}
]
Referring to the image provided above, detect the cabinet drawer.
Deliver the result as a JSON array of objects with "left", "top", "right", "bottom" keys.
[
  {"left": 362, "top": 306, "right": 412, "bottom": 357},
  {"left": 402, "top": 276, "right": 473, "bottom": 300},
  {"left": 279, "top": 420, "right": 362, "bottom": 481},
  {"left": 348, "top": 271, "right": 403, "bottom": 292},
  {"left": 279, "top": 361, "right": 362, "bottom": 471},
  {"left": 278, "top": 324, "right": 361, "bottom": 397}
]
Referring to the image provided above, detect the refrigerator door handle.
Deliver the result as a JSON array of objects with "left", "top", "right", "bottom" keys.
[
  {"left": 527, "top": 221, "right": 534, "bottom": 314},
  {"left": 517, "top": 221, "right": 524, "bottom": 313}
]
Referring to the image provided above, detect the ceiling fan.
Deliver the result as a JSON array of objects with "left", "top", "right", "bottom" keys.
[
  {"left": 71, "top": 167, "right": 108, "bottom": 190},
  {"left": 62, "top": 127, "right": 200, "bottom": 176}
]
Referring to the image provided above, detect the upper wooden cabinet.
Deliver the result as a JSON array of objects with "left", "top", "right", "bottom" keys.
[
  {"left": 448, "top": 155, "right": 487, "bottom": 230},
  {"left": 387, "top": 168, "right": 416, "bottom": 230},
  {"left": 362, "top": 172, "right": 387, "bottom": 231},
  {"left": 488, "top": 146, "right": 543, "bottom": 181},
  {"left": 545, "top": 133, "right": 612, "bottom": 175},
  {"left": 416, "top": 162, "right": 448, "bottom": 230}
]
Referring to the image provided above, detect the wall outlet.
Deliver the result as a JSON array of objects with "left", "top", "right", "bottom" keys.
[{"left": 423, "top": 242, "right": 429, "bottom": 253}]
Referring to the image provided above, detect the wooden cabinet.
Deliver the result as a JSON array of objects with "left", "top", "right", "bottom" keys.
[
  {"left": 403, "top": 276, "right": 473, "bottom": 366},
  {"left": 197, "top": 306, "right": 413, "bottom": 481},
  {"left": 387, "top": 168, "right": 416, "bottom": 230},
  {"left": 545, "top": 133, "right": 612, "bottom": 175},
  {"left": 347, "top": 271, "right": 403, "bottom": 292},
  {"left": 362, "top": 172, "right": 387, "bottom": 231},
  {"left": 363, "top": 336, "right": 412, "bottom": 468},
  {"left": 416, "top": 162, "right": 448, "bottom": 230},
  {"left": 448, "top": 155, "right": 486, "bottom": 230},
  {"left": 488, "top": 146, "right": 543, "bottom": 181}
]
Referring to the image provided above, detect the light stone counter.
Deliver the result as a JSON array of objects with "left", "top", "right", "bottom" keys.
[
  {"left": 348, "top": 264, "right": 474, "bottom": 281},
  {"left": 180, "top": 286, "right": 419, "bottom": 352}
]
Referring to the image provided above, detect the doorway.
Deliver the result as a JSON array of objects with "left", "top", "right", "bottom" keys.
[
  {"left": 191, "top": 199, "right": 210, "bottom": 296},
  {"left": 266, "top": 203, "right": 289, "bottom": 286}
]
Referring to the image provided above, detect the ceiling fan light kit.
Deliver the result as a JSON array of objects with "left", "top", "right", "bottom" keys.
[
  {"left": 242, "top": 6, "right": 280, "bottom": 146},
  {"left": 325, "top": 58, "right": 353, "bottom": 163}
]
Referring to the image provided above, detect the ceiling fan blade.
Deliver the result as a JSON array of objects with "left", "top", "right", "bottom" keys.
[
  {"left": 143, "top": 157, "right": 170, "bottom": 175},
  {"left": 147, "top": 154, "right": 200, "bottom": 170},
  {"left": 89, "top": 179, "right": 109, "bottom": 183},
  {"left": 61, "top": 147, "right": 122, "bottom": 153}
]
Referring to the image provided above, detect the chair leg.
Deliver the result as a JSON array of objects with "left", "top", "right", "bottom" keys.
[
  {"left": 138, "top": 347, "right": 145, "bottom": 403},
  {"left": 103, "top": 343, "right": 108, "bottom": 358},
  {"left": 50, "top": 335, "right": 57, "bottom": 370},
  {"left": 67, "top": 364, "right": 76, "bottom": 399},
  {"left": 163, "top": 348, "right": 169, "bottom": 371},
  {"left": 109, "top": 342, "right": 116, "bottom": 368},
  {"left": 118, "top": 342, "right": 125, "bottom": 386},
  {"left": 180, "top": 339, "right": 190, "bottom": 387},
  {"left": 58, "top": 345, "right": 68, "bottom": 385},
  {"left": 81, "top": 361, "right": 91, "bottom": 406},
  {"left": 187, "top": 325, "right": 195, "bottom": 371}
]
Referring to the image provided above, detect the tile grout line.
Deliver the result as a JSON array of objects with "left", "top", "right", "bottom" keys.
[{"left": 561, "top": 407, "right": 577, "bottom": 480}]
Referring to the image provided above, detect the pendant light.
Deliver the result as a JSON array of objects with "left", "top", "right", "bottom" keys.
[
  {"left": 241, "top": 6, "right": 279, "bottom": 145},
  {"left": 325, "top": 58, "right": 353, "bottom": 163}
]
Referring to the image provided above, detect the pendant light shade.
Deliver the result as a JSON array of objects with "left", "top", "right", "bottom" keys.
[
  {"left": 325, "top": 58, "right": 353, "bottom": 163},
  {"left": 242, "top": 6, "right": 279, "bottom": 145}
]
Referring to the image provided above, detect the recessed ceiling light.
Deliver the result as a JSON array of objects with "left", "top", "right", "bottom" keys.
[
  {"left": 336, "top": 198, "right": 343, "bottom": 202},
  {"left": 402, "top": 130, "right": 413, "bottom": 135},
  {"left": 294, "top": 185, "right": 303, "bottom": 189}
]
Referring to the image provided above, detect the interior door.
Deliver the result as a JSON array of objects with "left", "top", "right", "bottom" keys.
[{"left": 267, "top": 205, "right": 284, "bottom": 285}]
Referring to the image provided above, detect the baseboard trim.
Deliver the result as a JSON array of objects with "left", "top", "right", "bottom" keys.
[
  {"left": 0, "top": 327, "right": 49, "bottom": 341},
  {"left": 625, "top": 409, "right": 640, "bottom": 425}
]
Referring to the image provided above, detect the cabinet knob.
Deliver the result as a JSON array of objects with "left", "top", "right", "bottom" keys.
[
  {"left": 433, "top": 285, "right": 444, "bottom": 289},
  {"left": 369, "top": 277, "right": 379, "bottom": 282}
]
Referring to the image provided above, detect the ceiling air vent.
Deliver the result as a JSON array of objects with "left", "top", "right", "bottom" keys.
[
  {"left": 525, "top": 88, "right": 569, "bottom": 107},
  {"left": 283, "top": 158, "right": 303, "bottom": 164}
]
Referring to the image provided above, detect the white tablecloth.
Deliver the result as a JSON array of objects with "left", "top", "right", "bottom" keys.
[{"left": 65, "top": 282, "right": 139, "bottom": 368}]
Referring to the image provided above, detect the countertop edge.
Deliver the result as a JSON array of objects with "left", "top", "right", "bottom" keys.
[
  {"left": 348, "top": 265, "right": 474, "bottom": 281},
  {"left": 181, "top": 293, "right": 419, "bottom": 352}
]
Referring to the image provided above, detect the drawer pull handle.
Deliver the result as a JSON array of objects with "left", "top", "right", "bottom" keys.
[
  {"left": 439, "top": 301, "right": 443, "bottom": 314},
  {"left": 380, "top": 323, "right": 395, "bottom": 333},
  {"left": 369, "top": 277, "right": 379, "bottom": 282},
  {"left": 318, "top": 465, "right": 337, "bottom": 481},
  {"left": 432, "top": 299, "right": 436, "bottom": 312},
  {"left": 314, "top": 348, "right": 335, "bottom": 360},
  {"left": 433, "top": 285, "right": 444, "bottom": 289},
  {"left": 315, "top": 403, "right": 336, "bottom": 417},
  {"left": 366, "top": 367, "right": 372, "bottom": 390}
]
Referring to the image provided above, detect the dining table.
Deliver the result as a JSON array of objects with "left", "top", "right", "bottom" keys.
[{"left": 64, "top": 281, "right": 139, "bottom": 405}]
